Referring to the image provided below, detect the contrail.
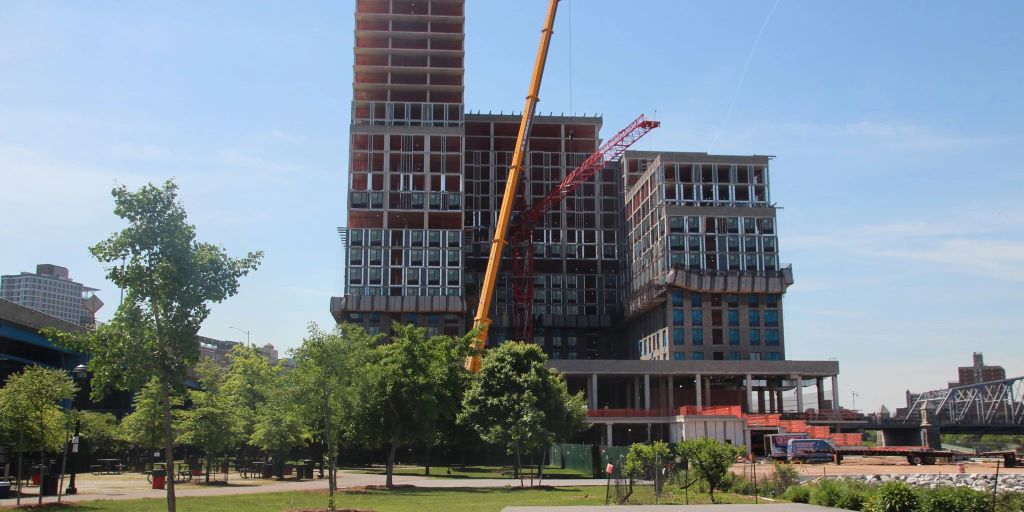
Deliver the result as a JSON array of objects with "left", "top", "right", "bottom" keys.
[{"left": 709, "top": 0, "right": 782, "bottom": 152}]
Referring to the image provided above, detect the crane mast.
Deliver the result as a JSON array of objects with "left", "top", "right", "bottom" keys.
[
  {"left": 467, "top": 0, "right": 559, "bottom": 372},
  {"left": 509, "top": 115, "right": 660, "bottom": 342}
]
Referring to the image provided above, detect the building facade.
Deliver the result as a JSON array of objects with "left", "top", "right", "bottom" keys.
[
  {"left": 331, "top": 0, "right": 467, "bottom": 337},
  {"left": 951, "top": 352, "right": 1006, "bottom": 387},
  {"left": 1, "top": 264, "right": 103, "bottom": 326},
  {"left": 621, "top": 152, "right": 793, "bottom": 362}
]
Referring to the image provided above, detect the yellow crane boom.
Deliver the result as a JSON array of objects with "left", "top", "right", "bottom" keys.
[{"left": 466, "top": 0, "right": 560, "bottom": 372}]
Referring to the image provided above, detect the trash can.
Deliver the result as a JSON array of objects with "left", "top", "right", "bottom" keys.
[
  {"left": 151, "top": 469, "right": 166, "bottom": 490},
  {"left": 40, "top": 473, "right": 58, "bottom": 496},
  {"left": 0, "top": 481, "right": 11, "bottom": 499},
  {"left": 303, "top": 459, "right": 314, "bottom": 480}
]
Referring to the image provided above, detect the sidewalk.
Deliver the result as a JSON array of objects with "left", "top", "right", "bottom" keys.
[{"left": 0, "top": 470, "right": 608, "bottom": 506}]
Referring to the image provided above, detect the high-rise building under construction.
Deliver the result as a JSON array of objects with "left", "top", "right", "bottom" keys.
[{"left": 332, "top": 0, "right": 842, "bottom": 435}]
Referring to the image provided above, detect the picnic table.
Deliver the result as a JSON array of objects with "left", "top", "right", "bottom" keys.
[{"left": 90, "top": 458, "right": 125, "bottom": 475}]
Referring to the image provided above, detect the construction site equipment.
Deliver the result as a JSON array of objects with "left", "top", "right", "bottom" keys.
[
  {"left": 467, "top": 0, "right": 559, "bottom": 372},
  {"left": 509, "top": 114, "right": 660, "bottom": 342}
]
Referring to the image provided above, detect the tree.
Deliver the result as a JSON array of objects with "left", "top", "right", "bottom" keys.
[
  {"left": 676, "top": 438, "right": 745, "bottom": 503},
  {"left": 45, "top": 180, "right": 262, "bottom": 512},
  {"left": 292, "top": 322, "right": 376, "bottom": 510},
  {"left": 619, "top": 441, "right": 673, "bottom": 502},
  {"left": 119, "top": 379, "right": 183, "bottom": 453},
  {"left": 0, "top": 366, "right": 77, "bottom": 506},
  {"left": 177, "top": 359, "right": 243, "bottom": 483},
  {"left": 221, "top": 345, "right": 276, "bottom": 447},
  {"left": 351, "top": 323, "right": 472, "bottom": 487},
  {"left": 76, "top": 411, "right": 129, "bottom": 456},
  {"left": 250, "top": 371, "right": 309, "bottom": 479},
  {"left": 458, "top": 341, "right": 587, "bottom": 482}
]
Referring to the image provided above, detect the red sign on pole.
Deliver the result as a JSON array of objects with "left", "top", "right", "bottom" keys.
[{"left": 606, "top": 463, "right": 614, "bottom": 475}]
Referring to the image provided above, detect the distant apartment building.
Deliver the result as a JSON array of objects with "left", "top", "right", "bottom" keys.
[
  {"left": 1, "top": 264, "right": 103, "bottom": 326},
  {"left": 950, "top": 352, "right": 1006, "bottom": 387}
]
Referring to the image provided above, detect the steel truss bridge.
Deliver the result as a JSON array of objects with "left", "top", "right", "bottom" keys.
[{"left": 895, "top": 376, "right": 1024, "bottom": 433}]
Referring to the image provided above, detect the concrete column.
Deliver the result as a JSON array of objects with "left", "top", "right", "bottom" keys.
[
  {"left": 704, "top": 376, "right": 712, "bottom": 408},
  {"left": 606, "top": 423, "right": 613, "bottom": 447},
  {"left": 776, "top": 390, "right": 784, "bottom": 412},
  {"left": 695, "top": 374, "right": 703, "bottom": 411},
  {"left": 590, "top": 373, "right": 599, "bottom": 410},
  {"left": 745, "top": 374, "right": 753, "bottom": 413},
  {"left": 644, "top": 374, "right": 651, "bottom": 410},
  {"left": 768, "top": 386, "right": 776, "bottom": 412},
  {"left": 795, "top": 375, "right": 804, "bottom": 413},
  {"left": 668, "top": 375, "right": 675, "bottom": 412},
  {"left": 633, "top": 376, "right": 641, "bottom": 408},
  {"left": 816, "top": 377, "right": 826, "bottom": 410},
  {"left": 757, "top": 389, "right": 766, "bottom": 413},
  {"left": 831, "top": 375, "right": 840, "bottom": 410}
]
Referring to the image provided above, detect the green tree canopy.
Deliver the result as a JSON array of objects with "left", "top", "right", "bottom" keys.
[
  {"left": 676, "top": 437, "right": 745, "bottom": 503},
  {"left": 0, "top": 366, "right": 77, "bottom": 505},
  {"left": 76, "top": 411, "right": 129, "bottom": 456},
  {"left": 458, "top": 341, "right": 587, "bottom": 479},
  {"left": 292, "top": 322, "right": 376, "bottom": 508},
  {"left": 177, "top": 359, "right": 243, "bottom": 480},
  {"left": 250, "top": 370, "right": 309, "bottom": 471},
  {"left": 46, "top": 180, "right": 262, "bottom": 512},
  {"left": 222, "top": 344, "right": 277, "bottom": 442},
  {"left": 119, "top": 378, "right": 183, "bottom": 450},
  {"left": 351, "top": 323, "right": 472, "bottom": 487}
]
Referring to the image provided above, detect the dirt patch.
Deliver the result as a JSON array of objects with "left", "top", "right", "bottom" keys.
[
  {"left": 508, "top": 485, "right": 556, "bottom": 491},
  {"left": 0, "top": 503, "right": 75, "bottom": 510},
  {"left": 340, "top": 484, "right": 416, "bottom": 493}
]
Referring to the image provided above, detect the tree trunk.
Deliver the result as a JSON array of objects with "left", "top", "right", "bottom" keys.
[
  {"left": 386, "top": 440, "right": 399, "bottom": 488},
  {"left": 15, "top": 430, "right": 23, "bottom": 507},
  {"left": 424, "top": 444, "right": 431, "bottom": 476},
  {"left": 537, "top": 447, "right": 545, "bottom": 485},
  {"left": 514, "top": 444, "right": 521, "bottom": 482},
  {"left": 38, "top": 442, "right": 45, "bottom": 505},
  {"left": 159, "top": 376, "right": 177, "bottom": 512}
]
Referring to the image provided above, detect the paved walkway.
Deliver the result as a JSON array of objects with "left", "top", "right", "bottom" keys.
[
  {"left": 0, "top": 470, "right": 608, "bottom": 506},
  {"left": 503, "top": 506, "right": 837, "bottom": 511}
]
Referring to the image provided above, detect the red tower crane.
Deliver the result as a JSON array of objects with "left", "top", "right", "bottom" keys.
[{"left": 508, "top": 114, "right": 660, "bottom": 342}]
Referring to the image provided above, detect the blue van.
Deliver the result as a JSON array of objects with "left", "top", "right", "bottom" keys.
[{"left": 787, "top": 439, "right": 836, "bottom": 463}]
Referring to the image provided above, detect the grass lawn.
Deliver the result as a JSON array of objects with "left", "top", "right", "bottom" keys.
[
  {"left": 342, "top": 464, "right": 592, "bottom": 480},
  {"left": 43, "top": 486, "right": 759, "bottom": 511}
]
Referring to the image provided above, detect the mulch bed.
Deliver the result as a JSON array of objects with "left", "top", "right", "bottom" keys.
[{"left": 340, "top": 484, "right": 415, "bottom": 493}]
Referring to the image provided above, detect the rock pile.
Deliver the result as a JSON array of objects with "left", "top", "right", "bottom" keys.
[{"left": 833, "top": 473, "right": 1024, "bottom": 493}]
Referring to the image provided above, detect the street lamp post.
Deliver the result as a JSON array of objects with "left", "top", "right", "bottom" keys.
[
  {"left": 229, "top": 326, "right": 252, "bottom": 347},
  {"left": 851, "top": 391, "right": 859, "bottom": 412},
  {"left": 66, "top": 364, "right": 88, "bottom": 495}
]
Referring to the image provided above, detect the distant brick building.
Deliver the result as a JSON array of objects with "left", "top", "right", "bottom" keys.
[{"left": 949, "top": 352, "right": 1006, "bottom": 388}]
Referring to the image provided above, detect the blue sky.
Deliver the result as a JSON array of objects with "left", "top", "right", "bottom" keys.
[{"left": 2, "top": 1, "right": 1021, "bottom": 412}]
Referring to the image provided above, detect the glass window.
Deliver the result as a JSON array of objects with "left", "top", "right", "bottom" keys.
[
  {"left": 727, "top": 309, "right": 739, "bottom": 326},
  {"left": 427, "top": 250, "right": 441, "bottom": 266},
  {"left": 728, "top": 328, "right": 740, "bottom": 345},
  {"left": 533, "top": 335, "right": 545, "bottom": 346},
  {"left": 765, "top": 351, "right": 781, "bottom": 361},
  {"left": 427, "top": 269, "right": 440, "bottom": 286},
  {"left": 404, "top": 268, "right": 419, "bottom": 285},
  {"left": 748, "top": 310, "right": 760, "bottom": 326},
  {"left": 747, "top": 294, "right": 759, "bottom": 307},
  {"left": 750, "top": 352, "right": 762, "bottom": 360},
  {"left": 749, "top": 329, "right": 761, "bottom": 345},
  {"left": 349, "top": 229, "right": 364, "bottom": 246},
  {"left": 410, "top": 230, "right": 424, "bottom": 246},
  {"left": 671, "top": 291, "right": 683, "bottom": 307},
  {"left": 552, "top": 336, "right": 562, "bottom": 347},
  {"left": 349, "top": 249, "right": 363, "bottom": 265},
  {"left": 692, "top": 351, "right": 705, "bottom": 360},
  {"left": 765, "top": 309, "right": 779, "bottom": 327},
  {"left": 691, "top": 310, "right": 703, "bottom": 326},
  {"left": 672, "top": 328, "right": 685, "bottom": 345},
  {"left": 728, "top": 351, "right": 741, "bottom": 360},
  {"left": 409, "top": 249, "right": 423, "bottom": 266},
  {"left": 691, "top": 293, "right": 702, "bottom": 307},
  {"left": 692, "top": 328, "right": 704, "bottom": 345},
  {"left": 447, "top": 269, "right": 459, "bottom": 286},
  {"left": 568, "top": 336, "right": 577, "bottom": 347},
  {"left": 672, "top": 308, "right": 685, "bottom": 325},
  {"left": 765, "top": 329, "right": 780, "bottom": 345},
  {"left": 673, "top": 351, "right": 685, "bottom": 360},
  {"left": 428, "top": 230, "right": 441, "bottom": 247}
]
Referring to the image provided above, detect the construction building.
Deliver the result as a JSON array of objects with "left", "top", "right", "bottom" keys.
[
  {"left": 1, "top": 264, "right": 103, "bottom": 326},
  {"left": 330, "top": 0, "right": 842, "bottom": 447}
]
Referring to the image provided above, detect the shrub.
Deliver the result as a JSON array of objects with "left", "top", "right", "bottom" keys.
[
  {"left": 919, "top": 486, "right": 989, "bottom": 512},
  {"left": 870, "top": 481, "right": 918, "bottom": 512},
  {"left": 834, "top": 480, "right": 869, "bottom": 511},
  {"left": 995, "top": 492, "right": 1024, "bottom": 512},
  {"left": 811, "top": 479, "right": 842, "bottom": 508},
  {"left": 783, "top": 484, "right": 811, "bottom": 503}
]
